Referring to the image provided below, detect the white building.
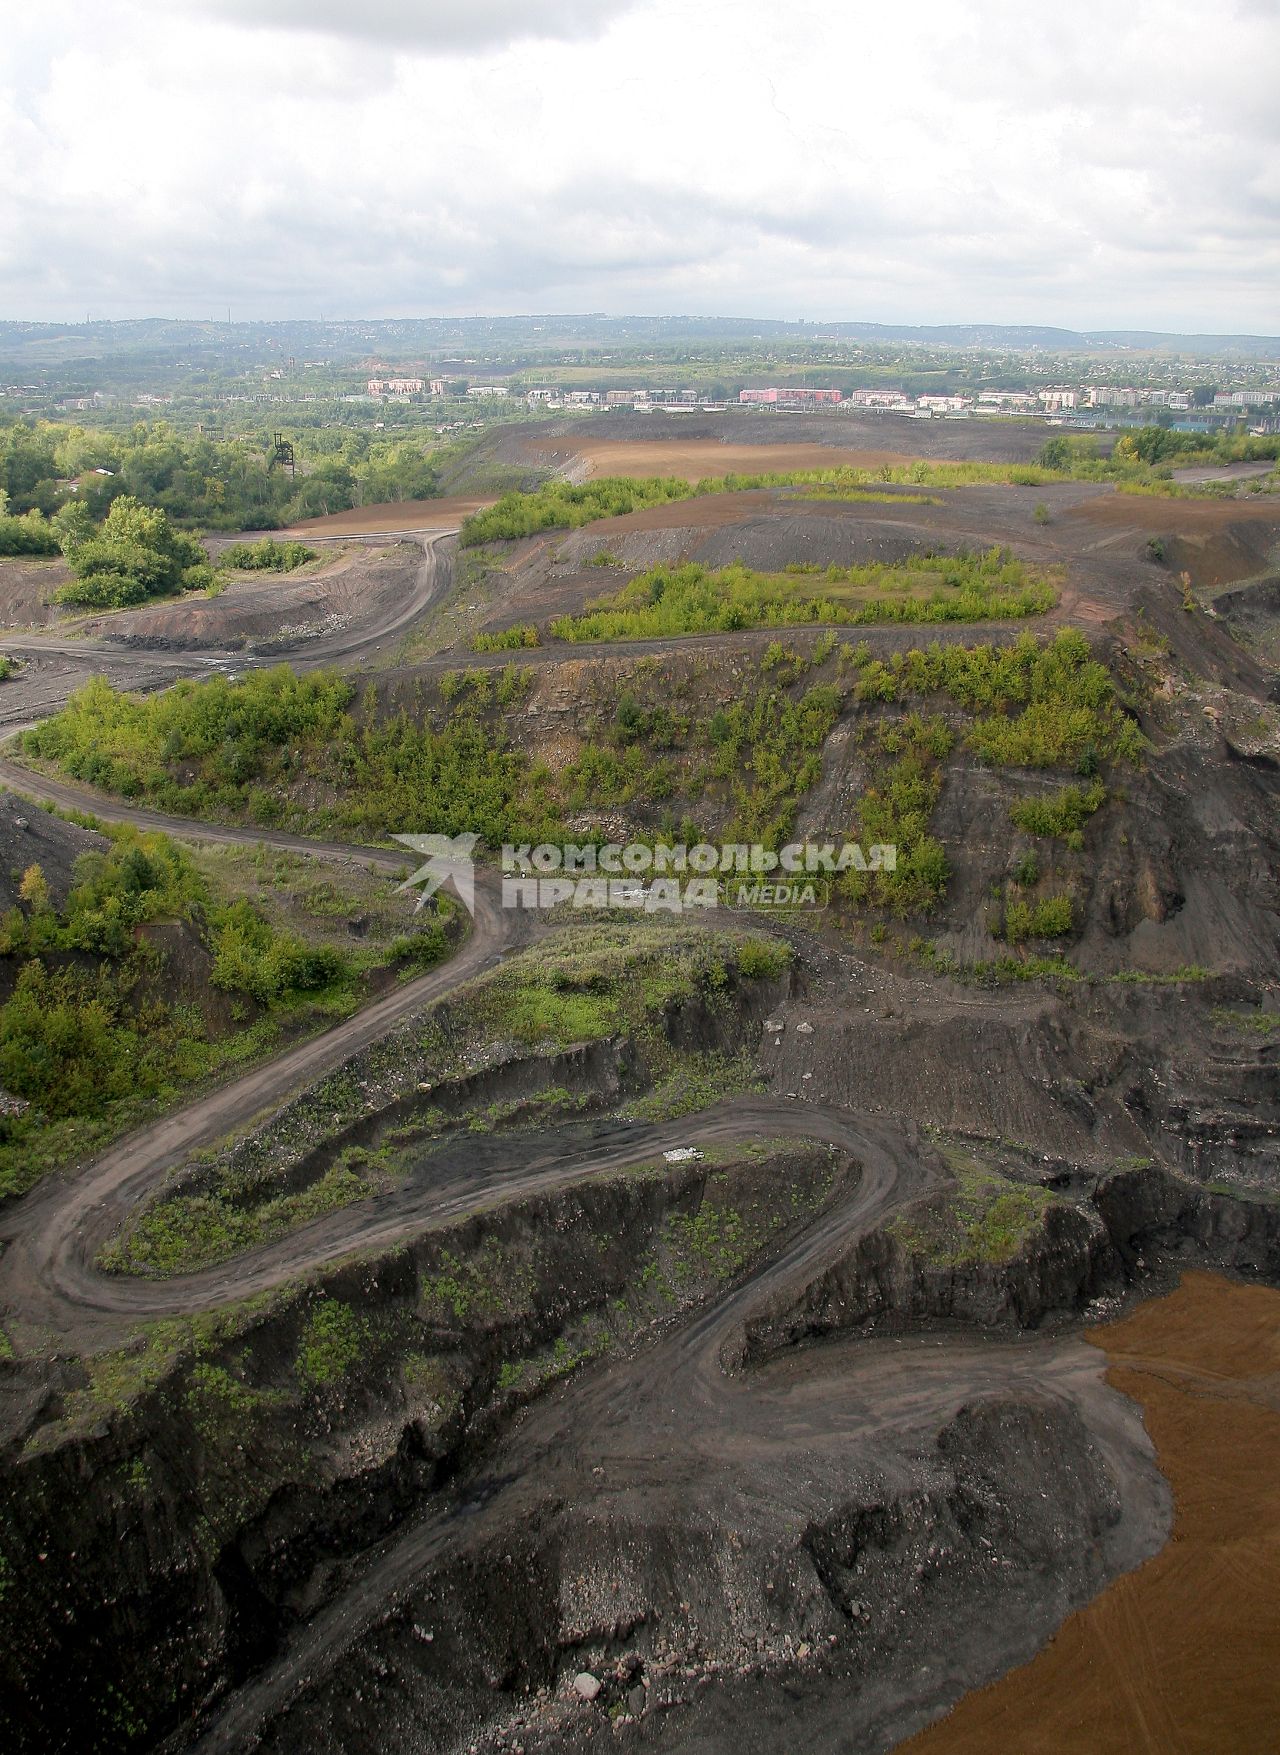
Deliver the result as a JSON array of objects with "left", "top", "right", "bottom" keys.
[{"left": 367, "top": 378, "right": 425, "bottom": 398}]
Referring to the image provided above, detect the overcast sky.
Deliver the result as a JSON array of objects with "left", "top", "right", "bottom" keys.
[{"left": 2, "top": 0, "right": 1277, "bottom": 331}]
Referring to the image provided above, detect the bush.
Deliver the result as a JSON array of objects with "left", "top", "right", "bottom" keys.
[
  {"left": 461, "top": 476, "right": 696, "bottom": 545},
  {"left": 1009, "top": 780, "right": 1106, "bottom": 838},
  {"left": 471, "top": 623, "right": 540, "bottom": 652},
  {"left": 1004, "top": 893, "right": 1074, "bottom": 943},
  {"left": 0, "top": 509, "right": 60, "bottom": 557},
  {"left": 735, "top": 937, "right": 791, "bottom": 980},
  {"left": 55, "top": 497, "right": 207, "bottom": 609},
  {"left": 217, "top": 538, "right": 316, "bottom": 572},
  {"left": 26, "top": 665, "right": 562, "bottom": 847},
  {"left": 209, "top": 899, "right": 348, "bottom": 1003}
]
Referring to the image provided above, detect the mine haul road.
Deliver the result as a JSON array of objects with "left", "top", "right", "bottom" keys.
[{"left": 0, "top": 517, "right": 1172, "bottom": 1755}]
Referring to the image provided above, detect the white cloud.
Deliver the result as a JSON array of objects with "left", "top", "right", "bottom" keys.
[
  {"left": 0, "top": 0, "right": 1276, "bottom": 330},
  {"left": 181, "top": 0, "right": 640, "bottom": 52}
]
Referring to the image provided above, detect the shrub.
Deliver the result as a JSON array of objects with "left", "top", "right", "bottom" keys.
[
  {"left": 1009, "top": 780, "right": 1106, "bottom": 838},
  {"left": 26, "top": 665, "right": 562, "bottom": 847},
  {"left": 735, "top": 937, "right": 791, "bottom": 980},
  {"left": 55, "top": 497, "right": 207, "bottom": 609},
  {"left": 1004, "top": 893, "right": 1074, "bottom": 943},
  {"left": 471, "top": 623, "right": 540, "bottom": 652},
  {"left": 0, "top": 509, "right": 60, "bottom": 556},
  {"left": 217, "top": 537, "right": 316, "bottom": 572},
  {"left": 461, "top": 476, "right": 696, "bottom": 545}
]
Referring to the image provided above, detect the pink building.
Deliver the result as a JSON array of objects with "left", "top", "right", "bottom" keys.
[{"left": 739, "top": 387, "right": 842, "bottom": 404}]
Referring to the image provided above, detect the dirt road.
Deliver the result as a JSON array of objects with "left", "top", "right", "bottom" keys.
[{"left": 0, "top": 478, "right": 1276, "bottom": 1755}]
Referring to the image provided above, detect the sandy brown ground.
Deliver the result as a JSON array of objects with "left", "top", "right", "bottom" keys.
[
  {"left": 1062, "top": 492, "right": 1280, "bottom": 536},
  {"left": 904, "top": 1271, "right": 1280, "bottom": 1755},
  {"left": 0, "top": 556, "right": 72, "bottom": 628},
  {"left": 483, "top": 480, "right": 1280, "bottom": 638},
  {"left": 288, "top": 494, "right": 488, "bottom": 535},
  {"left": 516, "top": 436, "right": 919, "bottom": 481}
]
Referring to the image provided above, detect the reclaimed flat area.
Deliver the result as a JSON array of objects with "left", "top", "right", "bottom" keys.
[
  {"left": 515, "top": 436, "right": 918, "bottom": 481},
  {"left": 288, "top": 494, "right": 489, "bottom": 534}
]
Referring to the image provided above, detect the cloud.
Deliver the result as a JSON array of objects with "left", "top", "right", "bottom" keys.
[
  {"left": 181, "top": 0, "right": 640, "bottom": 53},
  {"left": 1, "top": 0, "right": 1278, "bottom": 331}
]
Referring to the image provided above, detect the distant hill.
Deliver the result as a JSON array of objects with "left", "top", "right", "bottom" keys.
[{"left": 0, "top": 315, "right": 1276, "bottom": 368}]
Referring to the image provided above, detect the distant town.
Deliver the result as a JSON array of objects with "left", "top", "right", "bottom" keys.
[{"left": 356, "top": 376, "right": 1280, "bottom": 432}]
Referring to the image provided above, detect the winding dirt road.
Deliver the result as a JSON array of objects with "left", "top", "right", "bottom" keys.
[{"left": 0, "top": 516, "right": 1176, "bottom": 1755}]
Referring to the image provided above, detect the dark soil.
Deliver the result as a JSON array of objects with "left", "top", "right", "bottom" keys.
[
  {"left": 0, "top": 435, "right": 1278, "bottom": 1755},
  {"left": 0, "top": 786, "right": 105, "bottom": 909}
]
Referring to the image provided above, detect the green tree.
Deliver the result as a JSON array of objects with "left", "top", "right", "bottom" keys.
[{"left": 56, "top": 496, "right": 207, "bottom": 609}]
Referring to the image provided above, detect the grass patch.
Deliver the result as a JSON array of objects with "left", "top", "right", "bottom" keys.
[
  {"left": 887, "top": 1152, "right": 1058, "bottom": 1265},
  {"left": 420, "top": 1239, "right": 538, "bottom": 1327},
  {"left": 100, "top": 1158, "right": 375, "bottom": 1276},
  {"left": 548, "top": 550, "right": 1056, "bottom": 642},
  {"left": 466, "top": 920, "right": 789, "bottom": 1054},
  {"left": 471, "top": 623, "right": 540, "bottom": 652},
  {"left": 1210, "top": 1005, "right": 1280, "bottom": 1036},
  {"left": 618, "top": 1050, "right": 763, "bottom": 1122},
  {"left": 296, "top": 1299, "right": 366, "bottom": 1388}
]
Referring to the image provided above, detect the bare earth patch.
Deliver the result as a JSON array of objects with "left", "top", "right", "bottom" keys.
[
  {"left": 0, "top": 556, "right": 73, "bottom": 628},
  {"left": 515, "top": 436, "right": 919, "bottom": 482},
  {"left": 288, "top": 495, "right": 491, "bottom": 535},
  {"left": 904, "top": 1270, "right": 1280, "bottom": 1755}
]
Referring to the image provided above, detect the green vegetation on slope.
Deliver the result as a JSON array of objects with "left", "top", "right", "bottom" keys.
[
  {"left": 23, "top": 629, "right": 1141, "bottom": 932},
  {"left": 459, "top": 475, "right": 698, "bottom": 544},
  {"left": 1009, "top": 779, "right": 1107, "bottom": 844},
  {"left": 841, "top": 712, "right": 952, "bottom": 915},
  {"left": 103, "top": 921, "right": 792, "bottom": 1275},
  {"left": 23, "top": 666, "right": 561, "bottom": 844},
  {"left": 547, "top": 550, "right": 1056, "bottom": 642},
  {"left": 0, "top": 822, "right": 450, "bottom": 1200},
  {"left": 458, "top": 434, "right": 1278, "bottom": 549},
  {"left": 852, "top": 627, "right": 1144, "bottom": 767},
  {"left": 887, "top": 1151, "right": 1059, "bottom": 1264},
  {"left": 471, "top": 622, "right": 541, "bottom": 651},
  {"left": 1000, "top": 892, "right": 1075, "bottom": 943}
]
